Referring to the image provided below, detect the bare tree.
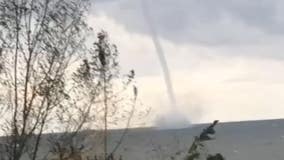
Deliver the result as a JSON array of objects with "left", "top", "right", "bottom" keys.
[
  {"left": 0, "top": 0, "right": 147, "bottom": 160},
  {"left": 74, "top": 31, "right": 139, "bottom": 160},
  {"left": 0, "top": 0, "right": 97, "bottom": 159}
]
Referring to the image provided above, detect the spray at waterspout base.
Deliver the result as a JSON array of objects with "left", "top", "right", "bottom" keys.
[{"left": 155, "top": 109, "right": 191, "bottom": 129}]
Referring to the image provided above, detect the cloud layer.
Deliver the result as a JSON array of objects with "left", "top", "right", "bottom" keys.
[{"left": 92, "top": 0, "right": 284, "bottom": 46}]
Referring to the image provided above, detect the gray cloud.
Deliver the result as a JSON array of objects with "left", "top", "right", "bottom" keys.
[{"left": 91, "top": 0, "right": 284, "bottom": 46}]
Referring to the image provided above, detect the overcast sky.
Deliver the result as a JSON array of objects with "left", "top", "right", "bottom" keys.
[{"left": 88, "top": 0, "right": 284, "bottom": 127}]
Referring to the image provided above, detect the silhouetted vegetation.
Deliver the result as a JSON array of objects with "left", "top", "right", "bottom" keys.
[
  {"left": 0, "top": 0, "right": 144, "bottom": 160},
  {"left": 185, "top": 120, "right": 225, "bottom": 160}
]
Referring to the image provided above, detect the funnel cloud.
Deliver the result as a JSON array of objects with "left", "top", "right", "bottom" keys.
[{"left": 141, "top": 0, "right": 190, "bottom": 128}]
